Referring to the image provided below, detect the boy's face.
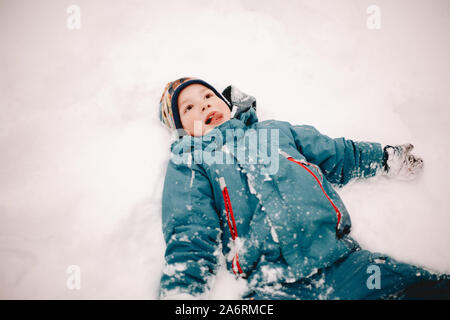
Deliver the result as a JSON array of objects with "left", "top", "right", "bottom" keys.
[{"left": 177, "top": 84, "right": 231, "bottom": 136}]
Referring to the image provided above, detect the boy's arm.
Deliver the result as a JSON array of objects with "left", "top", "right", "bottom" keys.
[
  {"left": 288, "top": 124, "right": 424, "bottom": 185},
  {"left": 159, "top": 160, "right": 221, "bottom": 299},
  {"left": 288, "top": 124, "right": 384, "bottom": 186}
]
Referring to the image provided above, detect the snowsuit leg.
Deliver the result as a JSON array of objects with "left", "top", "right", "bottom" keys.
[
  {"left": 245, "top": 249, "right": 450, "bottom": 300},
  {"left": 323, "top": 249, "right": 450, "bottom": 299}
]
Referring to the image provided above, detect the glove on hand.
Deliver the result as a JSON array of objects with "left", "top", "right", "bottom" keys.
[{"left": 382, "top": 144, "right": 424, "bottom": 180}]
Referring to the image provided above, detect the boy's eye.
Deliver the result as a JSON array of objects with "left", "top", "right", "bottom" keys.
[
  {"left": 185, "top": 105, "right": 193, "bottom": 113},
  {"left": 205, "top": 93, "right": 212, "bottom": 98}
]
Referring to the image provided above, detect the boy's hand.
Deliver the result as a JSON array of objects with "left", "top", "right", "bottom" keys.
[{"left": 383, "top": 144, "right": 424, "bottom": 180}]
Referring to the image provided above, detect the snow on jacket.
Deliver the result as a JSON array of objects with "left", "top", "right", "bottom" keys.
[{"left": 159, "top": 86, "right": 384, "bottom": 298}]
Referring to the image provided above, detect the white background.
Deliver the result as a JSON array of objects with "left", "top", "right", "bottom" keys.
[{"left": 0, "top": 0, "right": 449, "bottom": 299}]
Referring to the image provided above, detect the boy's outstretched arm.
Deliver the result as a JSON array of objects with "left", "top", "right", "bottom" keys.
[
  {"left": 159, "top": 160, "right": 221, "bottom": 299},
  {"left": 287, "top": 124, "right": 423, "bottom": 186}
]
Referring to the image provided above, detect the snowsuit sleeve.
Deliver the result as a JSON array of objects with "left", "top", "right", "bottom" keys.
[
  {"left": 289, "top": 124, "right": 384, "bottom": 186},
  {"left": 159, "top": 159, "right": 221, "bottom": 299}
]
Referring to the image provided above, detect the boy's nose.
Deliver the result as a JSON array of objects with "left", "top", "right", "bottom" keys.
[{"left": 201, "top": 104, "right": 211, "bottom": 112}]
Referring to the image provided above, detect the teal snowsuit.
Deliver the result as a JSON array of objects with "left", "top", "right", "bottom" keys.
[{"left": 159, "top": 87, "right": 449, "bottom": 299}]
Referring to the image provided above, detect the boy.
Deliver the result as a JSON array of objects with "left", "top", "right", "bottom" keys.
[{"left": 158, "top": 77, "right": 449, "bottom": 299}]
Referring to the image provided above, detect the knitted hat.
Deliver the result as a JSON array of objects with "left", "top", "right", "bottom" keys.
[{"left": 159, "top": 77, "right": 232, "bottom": 131}]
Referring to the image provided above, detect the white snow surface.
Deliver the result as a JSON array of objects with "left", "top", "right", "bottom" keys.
[{"left": 1, "top": 0, "right": 449, "bottom": 299}]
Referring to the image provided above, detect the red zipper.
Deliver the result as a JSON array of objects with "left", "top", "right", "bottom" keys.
[
  {"left": 219, "top": 177, "right": 243, "bottom": 275},
  {"left": 281, "top": 152, "right": 342, "bottom": 230}
]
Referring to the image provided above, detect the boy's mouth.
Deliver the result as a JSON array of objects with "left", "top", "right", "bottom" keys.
[{"left": 205, "top": 111, "right": 223, "bottom": 125}]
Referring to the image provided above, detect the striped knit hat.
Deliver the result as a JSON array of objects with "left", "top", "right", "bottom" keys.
[{"left": 159, "top": 77, "right": 232, "bottom": 131}]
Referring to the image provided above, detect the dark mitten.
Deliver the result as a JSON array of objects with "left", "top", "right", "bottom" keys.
[{"left": 382, "top": 144, "right": 424, "bottom": 180}]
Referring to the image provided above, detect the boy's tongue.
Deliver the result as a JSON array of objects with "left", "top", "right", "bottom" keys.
[{"left": 205, "top": 112, "right": 223, "bottom": 126}]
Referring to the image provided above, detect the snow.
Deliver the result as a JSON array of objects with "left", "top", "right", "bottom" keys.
[
  {"left": 1, "top": 0, "right": 450, "bottom": 299},
  {"left": 163, "top": 263, "right": 187, "bottom": 277}
]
